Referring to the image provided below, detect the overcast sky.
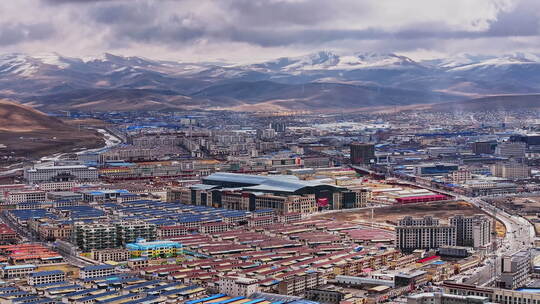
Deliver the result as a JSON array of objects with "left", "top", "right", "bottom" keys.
[{"left": 1, "top": 0, "right": 539, "bottom": 63}]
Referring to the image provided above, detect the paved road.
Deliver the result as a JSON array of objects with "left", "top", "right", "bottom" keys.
[{"left": 468, "top": 197, "right": 535, "bottom": 286}]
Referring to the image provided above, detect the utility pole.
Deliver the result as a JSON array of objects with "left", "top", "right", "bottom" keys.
[{"left": 371, "top": 207, "right": 374, "bottom": 228}]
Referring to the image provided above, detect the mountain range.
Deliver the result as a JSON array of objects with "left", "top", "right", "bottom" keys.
[{"left": 2, "top": 51, "right": 540, "bottom": 112}]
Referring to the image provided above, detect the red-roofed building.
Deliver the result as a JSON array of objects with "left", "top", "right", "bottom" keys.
[
  {"left": 395, "top": 194, "right": 448, "bottom": 204},
  {"left": 0, "top": 224, "right": 17, "bottom": 244},
  {"left": 417, "top": 255, "right": 441, "bottom": 264}
]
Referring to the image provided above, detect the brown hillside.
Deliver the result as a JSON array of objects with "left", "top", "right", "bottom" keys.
[
  {"left": 0, "top": 100, "right": 104, "bottom": 163},
  {"left": 0, "top": 100, "right": 66, "bottom": 132}
]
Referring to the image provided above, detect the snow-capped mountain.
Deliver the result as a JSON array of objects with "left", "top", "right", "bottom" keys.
[
  {"left": 1, "top": 51, "right": 540, "bottom": 112},
  {"left": 246, "top": 51, "right": 423, "bottom": 74},
  {"left": 446, "top": 53, "right": 540, "bottom": 71}
]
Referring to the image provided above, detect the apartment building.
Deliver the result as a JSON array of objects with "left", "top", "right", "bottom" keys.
[
  {"left": 73, "top": 221, "right": 157, "bottom": 251},
  {"left": 277, "top": 272, "right": 325, "bottom": 296},
  {"left": 0, "top": 264, "right": 37, "bottom": 279},
  {"left": 499, "top": 250, "right": 531, "bottom": 289},
  {"left": 218, "top": 276, "right": 260, "bottom": 297},
  {"left": 447, "top": 169, "right": 472, "bottom": 184},
  {"left": 126, "top": 240, "right": 182, "bottom": 258},
  {"left": 396, "top": 216, "right": 456, "bottom": 252},
  {"left": 450, "top": 215, "right": 492, "bottom": 248},
  {"left": 91, "top": 248, "right": 131, "bottom": 262},
  {"left": 158, "top": 225, "right": 190, "bottom": 238},
  {"left": 38, "top": 221, "right": 73, "bottom": 242},
  {"left": 491, "top": 162, "right": 531, "bottom": 179},
  {"left": 305, "top": 288, "right": 346, "bottom": 304},
  {"left": 116, "top": 221, "right": 157, "bottom": 245}
]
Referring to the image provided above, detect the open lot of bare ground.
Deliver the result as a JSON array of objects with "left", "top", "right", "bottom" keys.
[
  {"left": 487, "top": 196, "right": 540, "bottom": 237},
  {"left": 314, "top": 200, "right": 506, "bottom": 237}
]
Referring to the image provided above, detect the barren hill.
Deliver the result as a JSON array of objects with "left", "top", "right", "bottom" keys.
[
  {"left": 0, "top": 99, "right": 66, "bottom": 132},
  {"left": 430, "top": 94, "right": 540, "bottom": 111},
  {"left": 0, "top": 100, "right": 104, "bottom": 162}
]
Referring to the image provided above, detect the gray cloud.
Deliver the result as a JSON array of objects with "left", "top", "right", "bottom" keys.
[
  {"left": 485, "top": 0, "right": 540, "bottom": 36},
  {"left": 78, "top": 0, "right": 540, "bottom": 48},
  {"left": 0, "top": 0, "right": 539, "bottom": 62},
  {"left": 0, "top": 22, "right": 55, "bottom": 46},
  {"left": 45, "top": 0, "right": 118, "bottom": 3}
]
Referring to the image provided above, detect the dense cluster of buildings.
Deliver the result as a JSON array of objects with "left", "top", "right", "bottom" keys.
[{"left": 2, "top": 110, "right": 540, "bottom": 303}]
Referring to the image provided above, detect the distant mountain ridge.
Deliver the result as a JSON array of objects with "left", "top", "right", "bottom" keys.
[{"left": 2, "top": 51, "right": 540, "bottom": 111}]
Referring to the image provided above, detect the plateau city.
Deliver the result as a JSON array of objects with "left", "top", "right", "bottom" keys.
[
  {"left": 2, "top": 0, "right": 540, "bottom": 303},
  {"left": 1, "top": 108, "right": 540, "bottom": 304}
]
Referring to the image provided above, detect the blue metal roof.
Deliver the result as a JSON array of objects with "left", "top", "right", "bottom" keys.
[
  {"left": 31, "top": 270, "right": 64, "bottom": 277},
  {"left": 213, "top": 296, "right": 246, "bottom": 304},
  {"left": 82, "top": 264, "right": 115, "bottom": 271},
  {"left": 185, "top": 294, "right": 227, "bottom": 304},
  {"left": 122, "top": 295, "right": 161, "bottom": 304}
]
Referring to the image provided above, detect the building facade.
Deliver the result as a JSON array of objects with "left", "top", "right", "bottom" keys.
[
  {"left": 450, "top": 215, "right": 492, "bottom": 248},
  {"left": 24, "top": 165, "right": 98, "bottom": 183},
  {"left": 218, "top": 276, "right": 260, "bottom": 297},
  {"left": 396, "top": 216, "right": 456, "bottom": 252},
  {"left": 499, "top": 250, "right": 531, "bottom": 289},
  {"left": 350, "top": 143, "right": 375, "bottom": 165}
]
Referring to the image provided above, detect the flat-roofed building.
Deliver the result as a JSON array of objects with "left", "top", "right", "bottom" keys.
[
  {"left": 24, "top": 165, "right": 98, "bottom": 183},
  {"left": 218, "top": 276, "right": 260, "bottom": 297},
  {"left": 46, "top": 191, "right": 83, "bottom": 202},
  {"left": 495, "top": 142, "right": 526, "bottom": 159},
  {"left": 91, "top": 248, "right": 131, "bottom": 262},
  {"left": 0, "top": 264, "right": 37, "bottom": 279},
  {"left": 28, "top": 270, "right": 66, "bottom": 286},
  {"left": 350, "top": 142, "right": 375, "bottom": 165},
  {"left": 277, "top": 271, "right": 324, "bottom": 295},
  {"left": 4, "top": 190, "right": 46, "bottom": 205},
  {"left": 450, "top": 215, "right": 492, "bottom": 248},
  {"left": 396, "top": 216, "right": 456, "bottom": 252},
  {"left": 79, "top": 264, "right": 115, "bottom": 279},
  {"left": 499, "top": 250, "right": 531, "bottom": 289},
  {"left": 490, "top": 162, "right": 531, "bottom": 179},
  {"left": 443, "top": 281, "right": 540, "bottom": 304},
  {"left": 408, "top": 292, "right": 493, "bottom": 304},
  {"left": 126, "top": 239, "right": 182, "bottom": 258}
]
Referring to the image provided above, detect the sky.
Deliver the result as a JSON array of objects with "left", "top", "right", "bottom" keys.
[{"left": 1, "top": 0, "right": 540, "bottom": 63}]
